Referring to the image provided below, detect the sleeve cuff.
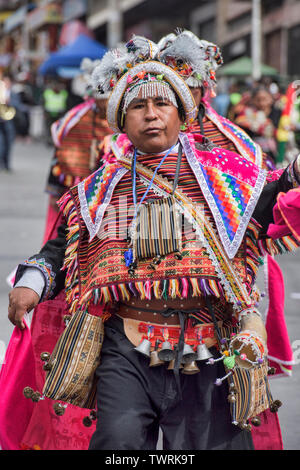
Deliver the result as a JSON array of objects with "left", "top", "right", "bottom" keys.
[
  {"left": 14, "top": 267, "right": 46, "bottom": 298},
  {"left": 14, "top": 257, "right": 57, "bottom": 301}
]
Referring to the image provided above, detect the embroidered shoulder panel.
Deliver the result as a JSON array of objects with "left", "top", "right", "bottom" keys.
[
  {"left": 77, "top": 161, "right": 128, "bottom": 241},
  {"left": 205, "top": 103, "right": 263, "bottom": 167}
]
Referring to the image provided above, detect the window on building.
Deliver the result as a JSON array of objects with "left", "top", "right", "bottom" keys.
[
  {"left": 262, "top": 0, "right": 284, "bottom": 15},
  {"left": 288, "top": 24, "right": 300, "bottom": 76}
]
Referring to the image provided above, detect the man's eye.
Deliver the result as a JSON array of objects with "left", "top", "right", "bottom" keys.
[{"left": 157, "top": 101, "right": 169, "bottom": 106}]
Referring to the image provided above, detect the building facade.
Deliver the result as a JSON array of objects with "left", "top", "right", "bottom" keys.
[{"left": 0, "top": 0, "right": 299, "bottom": 79}]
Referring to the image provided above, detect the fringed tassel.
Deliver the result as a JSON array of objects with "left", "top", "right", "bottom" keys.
[
  {"left": 162, "top": 280, "right": 168, "bottom": 300},
  {"left": 181, "top": 278, "right": 189, "bottom": 298},
  {"left": 144, "top": 280, "right": 152, "bottom": 300},
  {"left": 169, "top": 279, "right": 181, "bottom": 299},
  {"left": 153, "top": 281, "right": 161, "bottom": 299},
  {"left": 208, "top": 279, "right": 221, "bottom": 298},
  {"left": 119, "top": 283, "right": 131, "bottom": 302},
  {"left": 245, "top": 222, "right": 265, "bottom": 290},
  {"left": 111, "top": 284, "right": 119, "bottom": 302},
  {"left": 100, "top": 287, "right": 112, "bottom": 303},
  {"left": 190, "top": 278, "right": 202, "bottom": 297},
  {"left": 258, "top": 234, "right": 299, "bottom": 256},
  {"left": 60, "top": 196, "right": 80, "bottom": 314},
  {"left": 80, "top": 277, "right": 225, "bottom": 309},
  {"left": 135, "top": 282, "right": 146, "bottom": 300}
]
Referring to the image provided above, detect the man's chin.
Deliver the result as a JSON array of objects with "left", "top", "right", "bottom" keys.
[{"left": 137, "top": 136, "right": 169, "bottom": 154}]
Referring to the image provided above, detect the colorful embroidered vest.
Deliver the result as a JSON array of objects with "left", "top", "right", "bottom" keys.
[
  {"left": 50, "top": 99, "right": 113, "bottom": 188},
  {"left": 58, "top": 132, "right": 283, "bottom": 319}
]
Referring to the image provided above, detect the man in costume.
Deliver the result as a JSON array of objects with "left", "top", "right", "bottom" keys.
[{"left": 7, "top": 36, "right": 300, "bottom": 450}]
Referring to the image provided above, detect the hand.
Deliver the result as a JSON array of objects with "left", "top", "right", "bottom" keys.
[
  {"left": 8, "top": 287, "right": 40, "bottom": 330},
  {"left": 230, "top": 330, "right": 266, "bottom": 369},
  {"left": 230, "top": 310, "right": 267, "bottom": 369}
]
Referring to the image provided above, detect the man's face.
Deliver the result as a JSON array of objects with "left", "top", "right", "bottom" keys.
[
  {"left": 252, "top": 90, "right": 273, "bottom": 111},
  {"left": 123, "top": 95, "right": 183, "bottom": 154}
]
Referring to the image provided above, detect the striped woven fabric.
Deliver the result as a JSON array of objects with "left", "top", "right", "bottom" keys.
[
  {"left": 134, "top": 195, "right": 181, "bottom": 260},
  {"left": 43, "top": 311, "right": 104, "bottom": 408},
  {"left": 230, "top": 364, "right": 273, "bottom": 423},
  {"left": 190, "top": 115, "right": 238, "bottom": 153},
  {"left": 51, "top": 108, "right": 112, "bottom": 189},
  {"left": 218, "top": 324, "right": 273, "bottom": 424}
]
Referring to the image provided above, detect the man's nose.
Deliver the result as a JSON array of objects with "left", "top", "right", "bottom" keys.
[{"left": 144, "top": 102, "right": 158, "bottom": 120}]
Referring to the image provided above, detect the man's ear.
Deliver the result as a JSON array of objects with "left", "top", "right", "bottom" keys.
[{"left": 119, "top": 111, "right": 126, "bottom": 131}]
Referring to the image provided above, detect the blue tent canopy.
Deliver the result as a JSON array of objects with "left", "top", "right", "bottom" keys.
[{"left": 38, "top": 34, "right": 107, "bottom": 76}]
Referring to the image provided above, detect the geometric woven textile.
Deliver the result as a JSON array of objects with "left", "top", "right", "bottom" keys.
[
  {"left": 202, "top": 166, "right": 252, "bottom": 241},
  {"left": 179, "top": 133, "right": 266, "bottom": 258},
  {"left": 42, "top": 311, "right": 104, "bottom": 408}
]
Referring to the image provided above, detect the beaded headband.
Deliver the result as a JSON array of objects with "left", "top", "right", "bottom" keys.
[
  {"left": 91, "top": 35, "right": 197, "bottom": 133},
  {"left": 122, "top": 73, "right": 178, "bottom": 115}
]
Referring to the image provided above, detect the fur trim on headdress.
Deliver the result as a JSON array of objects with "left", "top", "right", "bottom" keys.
[
  {"left": 157, "top": 29, "right": 223, "bottom": 91},
  {"left": 80, "top": 57, "right": 108, "bottom": 98},
  {"left": 91, "top": 36, "right": 158, "bottom": 96}
]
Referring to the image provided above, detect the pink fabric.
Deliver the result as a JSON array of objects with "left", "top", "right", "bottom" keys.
[
  {"left": 265, "top": 255, "right": 294, "bottom": 377},
  {"left": 251, "top": 410, "right": 283, "bottom": 450},
  {"left": 267, "top": 188, "right": 300, "bottom": 242},
  {"left": 20, "top": 294, "right": 94, "bottom": 450},
  {"left": 1, "top": 201, "right": 94, "bottom": 450},
  {"left": 42, "top": 198, "right": 63, "bottom": 245},
  {"left": 0, "top": 323, "right": 37, "bottom": 450},
  {"left": 251, "top": 255, "right": 293, "bottom": 450}
]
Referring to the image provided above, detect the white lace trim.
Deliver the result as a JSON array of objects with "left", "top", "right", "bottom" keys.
[{"left": 78, "top": 167, "right": 129, "bottom": 241}]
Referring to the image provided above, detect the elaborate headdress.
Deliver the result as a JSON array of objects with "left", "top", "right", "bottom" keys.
[
  {"left": 157, "top": 29, "right": 223, "bottom": 94},
  {"left": 80, "top": 58, "right": 109, "bottom": 98},
  {"left": 91, "top": 35, "right": 197, "bottom": 133}
]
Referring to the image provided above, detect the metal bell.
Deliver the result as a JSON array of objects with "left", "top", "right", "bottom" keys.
[
  {"left": 53, "top": 402, "right": 66, "bottom": 416},
  {"left": 134, "top": 338, "right": 151, "bottom": 357},
  {"left": 167, "top": 358, "right": 183, "bottom": 370},
  {"left": 150, "top": 340, "right": 164, "bottom": 367},
  {"left": 158, "top": 341, "right": 175, "bottom": 362},
  {"left": 149, "top": 350, "right": 164, "bottom": 367},
  {"left": 251, "top": 416, "right": 261, "bottom": 427},
  {"left": 181, "top": 361, "right": 200, "bottom": 375},
  {"left": 23, "top": 386, "right": 34, "bottom": 399},
  {"left": 181, "top": 343, "right": 198, "bottom": 364},
  {"left": 196, "top": 342, "right": 213, "bottom": 361}
]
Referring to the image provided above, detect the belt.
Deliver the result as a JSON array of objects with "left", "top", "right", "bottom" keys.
[
  {"left": 118, "top": 299, "right": 222, "bottom": 400},
  {"left": 117, "top": 308, "right": 221, "bottom": 351},
  {"left": 118, "top": 304, "right": 184, "bottom": 325}
]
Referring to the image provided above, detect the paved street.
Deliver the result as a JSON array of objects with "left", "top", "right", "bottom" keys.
[{"left": 1, "top": 139, "right": 300, "bottom": 449}]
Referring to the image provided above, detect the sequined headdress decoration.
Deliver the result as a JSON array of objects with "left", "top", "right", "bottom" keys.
[
  {"left": 91, "top": 35, "right": 197, "bottom": 132},
  {"left": 80, "top": 57, "right": 109, "bottom": 98},
  {"left": 157, "top": 29, "right": 223, "bottom": 96}
]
